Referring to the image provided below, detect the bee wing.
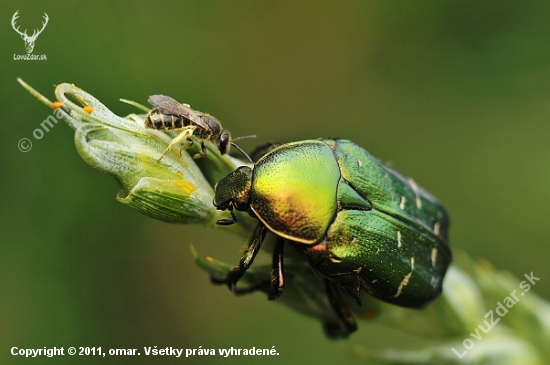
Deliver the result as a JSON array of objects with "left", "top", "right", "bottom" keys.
[
  {"left": 148, "top": 94, "right": 186, "bottom": 114},
  {"left": 148, "top": 94, "right": 209, "bottom": 130}
]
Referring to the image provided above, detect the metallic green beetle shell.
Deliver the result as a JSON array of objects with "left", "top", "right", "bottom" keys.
[
  {"left": 215, "top": 138, "right": 451, "bottom": 308},
  {"left": 299, "top": 139, "right": 450, "bottom": 307},
  {"left": 330, "top": 139, "right": 448, "bottom": 242},
  {"left": 250, "top": 141, "right": 341, "bottom": 244}
]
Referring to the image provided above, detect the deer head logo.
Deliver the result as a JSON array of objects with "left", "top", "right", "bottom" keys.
[{"left": 11, "top": 11, "right": 49, "bottom": 54}]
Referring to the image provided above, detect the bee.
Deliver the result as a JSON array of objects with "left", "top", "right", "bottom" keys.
[{"left": 145, "top": 94, "right": 251, "bottom": 161}]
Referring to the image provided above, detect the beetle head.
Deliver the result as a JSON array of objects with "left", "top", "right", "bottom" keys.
[{"left": 213, "top": 166, "right": 253, "bottom": 215}]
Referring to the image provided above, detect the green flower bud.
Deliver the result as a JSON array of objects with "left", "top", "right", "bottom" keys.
[{"left": 18, "top": 78, "right": 246, "bottom": 226}]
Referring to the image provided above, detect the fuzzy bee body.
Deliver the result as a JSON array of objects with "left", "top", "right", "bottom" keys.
[
  {"left": 145, "top": 95, "right": 231, "bottom": 160},
  {"left": 145, "top": 109, "right": 188, "bottom": 130}
]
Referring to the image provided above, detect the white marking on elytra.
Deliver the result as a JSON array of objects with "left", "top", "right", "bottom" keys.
[
  {"left": 357, "top": 159, "right": 363, "bottom": 167},
  {"left": 399, "top": 196, "right": 406, "bottom": 210},
  {"left": 372, "top": 279, "right": 378, "bottom": 284},
  {"left": 431, "top": 248, "right": 437, "bottom": 268},
  {"left": 408, "top": 178, "right": 422, "bottom": 209},
  {"left": 434, "top": 222, "right": 440, "bottom": 236},
  {"left": 397, "top": 230, "right": 402, "bottom": 248},
  {"left": 392, "top": 257, "right": 415, "bottom": 298},
  {"left": 330, "top": 256, "right": 343, "bottom": 264}
]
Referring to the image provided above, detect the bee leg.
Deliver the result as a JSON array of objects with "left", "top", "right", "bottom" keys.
[
  {"left": 210, "top": 223, "right": 268, "bottom": 292},
  {"left": 157, "top": 127, "right": 195, "bottom": 161},
  {"left": 179, "top": 138, "right": 194, "bottom": 157},
  {"left": 192, "top": 142, "right": 208, "bottom": 159},
  {"left": 324, "top": 280, "right": 358, "bottom": 338}
]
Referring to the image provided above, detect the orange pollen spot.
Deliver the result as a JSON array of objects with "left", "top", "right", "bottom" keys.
[
  {"left": 83, "top": 106, "right": 93, "bottom": 114},
  {"left": 360, "top": 308, "right": 379, "bottom": 320},
  {"left": 52, "top": 101, "right": 62, "bottom": 109}
]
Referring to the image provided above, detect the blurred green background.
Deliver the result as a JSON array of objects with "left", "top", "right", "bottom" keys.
[{"left": 1, "top": 1, "right": 549, "bottom": 364}]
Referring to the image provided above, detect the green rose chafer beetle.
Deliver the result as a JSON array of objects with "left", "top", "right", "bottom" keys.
[{"left": 212, "top": 138, "right": 451, "bottom": 338}]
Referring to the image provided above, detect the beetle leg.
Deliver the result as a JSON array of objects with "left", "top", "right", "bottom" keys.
[
  {"left": 210, "top": 270, "right": 269, "bottom": 294},
  {"left": 324, "top": 280, "right": 357, "bottom": 337},
  {"left": 216, "top": 207, "right": 238, "bottom": 225},
  {"left": 210, "top": 237, "right": 284, "bottom": 299},
  {"left": 268, "top": 237, "right": 285, "bottom": 300},
  {"left": 213, "top": 223, "right": 268, "bottom": 291},
  {"left": 323, "top": 320, "right": 351, "bottom": 339},
  {"left": 219, "top": 281, "right": 271, "bottom": 295}
]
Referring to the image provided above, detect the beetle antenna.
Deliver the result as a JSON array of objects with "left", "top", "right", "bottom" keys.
[{"left": 231, "top": 142, "right": 254, "bottom": 164}]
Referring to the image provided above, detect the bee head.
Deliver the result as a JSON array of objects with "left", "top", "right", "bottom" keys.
[{"left": 218, "top": 130, "right": 231, "bottom": 155}]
